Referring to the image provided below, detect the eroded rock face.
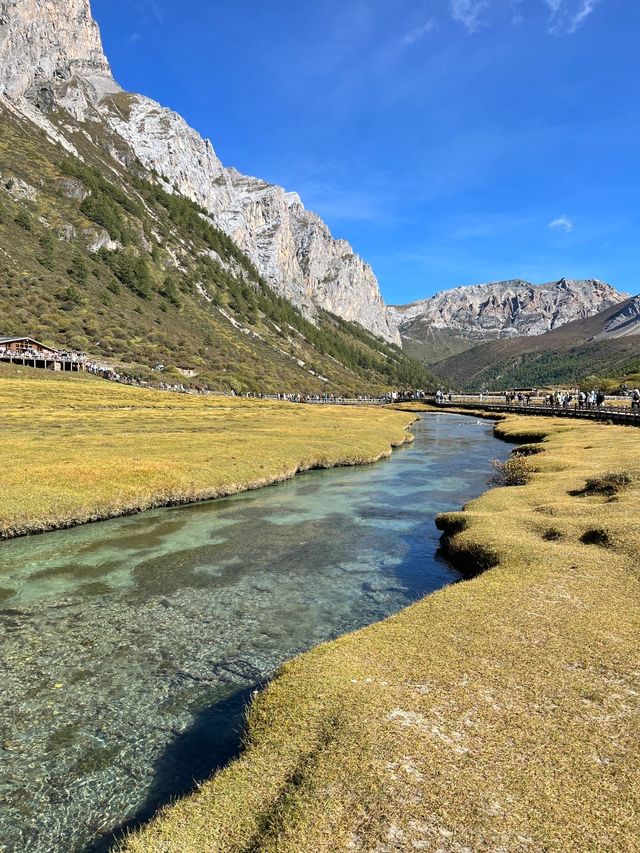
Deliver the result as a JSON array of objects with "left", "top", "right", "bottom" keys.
[
  {"left": 595, "top": 296, "right": 640, "bottom": 340},
  {"left": 0, "top": 0, "right": 399, "bottom": 343},
  {"left": 389, "top": 279, "right": 628, "bottom": 343},
  {"left": 56, "top": 177, "right": 88, "bottom": 201},
  {"left": 1, "top": 173, "right": 38, "bottom": 201},
  {"left": 0, "top": 0, "right": 113, "bottom": 102},
  {"left": 99, "top": 95, "right": 398, "bottom": 342}
]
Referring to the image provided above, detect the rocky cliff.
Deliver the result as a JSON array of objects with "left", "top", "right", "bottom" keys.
[
  {"left": 389, "top": 278, "right": 627, "bottom": 348},
  {"left": 434, "top": 295, "right": 640, "bottom": 391},
  {"left": 0, "top": 0, "right": 113, "bottom": 103},
  {"left": 594, "top": 296, "right": 640, "bottom": 340},
  {"left": 0, "top": 0, "right": 398, "bottom": 343}
]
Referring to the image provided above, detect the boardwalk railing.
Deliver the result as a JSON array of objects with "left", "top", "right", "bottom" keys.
[
  {"left": 0, "top": 350, "right": 86, "bottom": 372},
  {"left": 433, "top": 398, "right": 640, "bottom": 427}
]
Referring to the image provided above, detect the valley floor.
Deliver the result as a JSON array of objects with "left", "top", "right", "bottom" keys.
[
  {"left": 0, "top": 364, "right": 414, "bottom": 539},
  {"left": 122, "top": 413, "right": 640, "bottom": 853}
]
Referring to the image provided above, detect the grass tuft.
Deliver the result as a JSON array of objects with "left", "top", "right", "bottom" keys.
[
  {"left": 579, "top": 471, "right": 635, "bottom": 497},
  {"left": 490, "top": 455, "right": 532, "bottom": 486},
  {"left": 513, "top": 443, "right": 544, "bottom": 457},
  {"left": 580, "top": 528, "right": 613, "bottom": 547},
  {"left": 542, "top": 528, "right": 563, "bottom": 541}
]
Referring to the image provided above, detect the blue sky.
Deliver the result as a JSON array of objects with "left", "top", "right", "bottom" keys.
[{"left": 92, "top": 0, "right": 639, "bottom": 303}]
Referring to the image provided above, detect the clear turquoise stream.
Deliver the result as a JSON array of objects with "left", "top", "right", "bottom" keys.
[{"left": 0, "top": 414, "right": 508, "bottom": 852}]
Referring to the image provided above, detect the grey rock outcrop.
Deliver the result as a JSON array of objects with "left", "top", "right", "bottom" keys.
[
  {"left": 389, "top": 279, "right": 628, "bottom": 344},
  {"left": 0, "top": 0, "right": 399, "bottom": 343},
  {"left": 82, "top": 227, "right": 119, "bottom": 253},
  {"left": 100, "top": 96, "right": 397, "bottom": 341},
  {"left": 56, "top": 177, "right": 88, "bottom": 201},
  {"left": 594, "top": 296, "right": 640, "bottom": 340},
  {"left": 1, "top": 173, "right": 38, "bottom": 201},
  {"left": 0, "top": 0, "right": 113, "bottom": 102}
]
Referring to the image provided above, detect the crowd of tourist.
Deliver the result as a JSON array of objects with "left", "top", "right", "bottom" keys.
[
  {"left": 542, "top": 390, "right": 604, "bottom": 408},
  {"left": 542, "top": 389, "right": 639, "bottom": 409},
  {"left": 0, "top": 345, "right": 86, "bottom": 364},
  {"left": 4, "top": 342, "right": 638, "bottom": 413},
  {"left": 433, "top": 387, "right": 640, "bottom": 415}
]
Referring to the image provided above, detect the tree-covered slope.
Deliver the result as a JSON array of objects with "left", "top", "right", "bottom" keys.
[
  {"left": 434, "top": 299, "right": 640, "bottom": 390},
  {"left": 0, "top": 105, "right": 434, "bottom": 395}
]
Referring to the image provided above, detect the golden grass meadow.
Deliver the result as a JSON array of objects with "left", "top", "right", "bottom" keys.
[
  {"left": 2, "top": 366, "right": 638, "bottom": 852},
  {"left": 0, "top": 364, "right": 415, "bottom": 539},
  {"left": 121, "top": 413, "right": 640, "bottom": 853}
]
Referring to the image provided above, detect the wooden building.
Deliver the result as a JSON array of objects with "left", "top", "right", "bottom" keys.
[{"left": 0, "top": 336, "right": 86, "bottom": 371}]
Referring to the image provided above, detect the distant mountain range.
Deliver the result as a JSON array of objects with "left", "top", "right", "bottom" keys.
[
  {"left": 433, "top": 296, "right": 640, "bottom": 390},
  {"left": 388, "top": 278, "right": 628, "bottom": 362},
  {"left": 387, "top": 278, "right": 640, "bottom": 388}
]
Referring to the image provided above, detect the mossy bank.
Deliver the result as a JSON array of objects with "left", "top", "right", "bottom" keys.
[
  {"left": 122, "top": 413, "right": 640, "bottom": 853},
  {"left": 0, "top": 365, "right": 415, "bottom": 539}
]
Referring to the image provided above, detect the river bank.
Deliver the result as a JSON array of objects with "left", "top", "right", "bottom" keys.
[
  {"left": 123, "top": 413, "right": 640, "bottom": 853},
  {"left": 0, "top": 412, "right": 507, "bottom": 853},
  {"left": 0, "top": 367, "right": 415, "bottom": 539}
]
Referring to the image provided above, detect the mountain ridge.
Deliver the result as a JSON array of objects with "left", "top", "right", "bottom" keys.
[
  {"left": 434, "top": 296, "right": 640, "bottom": 390},
  {"left": 0, "top": 10, "right": 433, "bottom": 394},
  {"left": 0, "top": 0, "right": 625, "bottom": 390},
  {"left": 0, "top": 0, "right": 399, "bottom": 344},
  {"left": 389, "top": 277, "right": 627, "bottom": 340}
]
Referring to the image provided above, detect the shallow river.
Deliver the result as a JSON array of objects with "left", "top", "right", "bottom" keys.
[{"left": 0, "top": 413, "right": 508, "bottom": 852}]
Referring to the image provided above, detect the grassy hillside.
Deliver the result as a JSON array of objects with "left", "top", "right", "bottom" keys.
[
  {"left": 0, "top": 364, "right": 415, "bottom": 538},
  {"left": 0, "top": 105, "right": 434, "bottom": 395},
  {"left": 398, "top": 322, "right": 474, "bottom": 364},
  {"left": 123, "top": 413, "right": 640, "bottom": 853},
  {"left": 434, "top": 300, "right": 640, "bottom": 390}
]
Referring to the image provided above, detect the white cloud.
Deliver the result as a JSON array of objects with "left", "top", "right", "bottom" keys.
[
  {"left": 548, "top": 215, "right": 574, "bottom": 233},
  {"left": 449, "top": 0, "right": 491, "bottom": 33},
  {"left": 401, "top": 19, "right": 437, "bottom": 45},
  {"left": 129, "top": 32, "right": 142, "bottom": 45},
  {"left": 447, "top": 0, "right": 600, "bottom": 35},
  {"left": 544, "top": 0, "right": 600, "bottom": 34},
  {"left": 128, "top": 0, "right": 164, "bottom": 26}
]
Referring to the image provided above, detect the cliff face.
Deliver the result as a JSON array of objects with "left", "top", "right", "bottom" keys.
[
  {"left": 102, "top": 97, "right": 394, "bottom": 339},
  {"left": 0, "top": 0, "right": 113, "bottom": 103},
  {"left": 389, "top": 279, "right": 628, "bottom": 346},
  {"left": 594, "top": 296, "right": 640, "bottom": 340},
  {"left": 0, "top": 0, "right": 399, "bottom": 342}
]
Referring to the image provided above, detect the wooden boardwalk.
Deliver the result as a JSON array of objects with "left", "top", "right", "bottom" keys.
[
  {"left": 433, "top": 399, "right": 640, "bottom": 427},
  {"left": 0, "top": 354, "right": 85, "bottom": 372}
]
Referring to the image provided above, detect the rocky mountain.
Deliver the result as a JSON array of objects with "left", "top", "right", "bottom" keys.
[
  {"left": 389, "top": 278, "right": 627, "bottom": 363},
  {"left": 594, "top": 295, "right": 640, "bottom": 339},
  {"left": 0, "top": 1, "right": 433, "bottom": 394},
  {"left": 0, "top": 0, "right": 398, "bottom": 344},
  {"left": 435, "top": 296, "right": 640, "bottom": 391}
]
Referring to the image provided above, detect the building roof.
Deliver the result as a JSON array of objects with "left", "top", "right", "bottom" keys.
[{"left": 0, "top": 336, "right": 57, "bottom": 350}]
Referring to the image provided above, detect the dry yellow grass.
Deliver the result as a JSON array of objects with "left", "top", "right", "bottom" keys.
[
  {"left": 122, "top": 414, "right": 640, "bottom": 853},
  {"left": 0, "top": 365, "right": 414, "bottom": 538}
]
